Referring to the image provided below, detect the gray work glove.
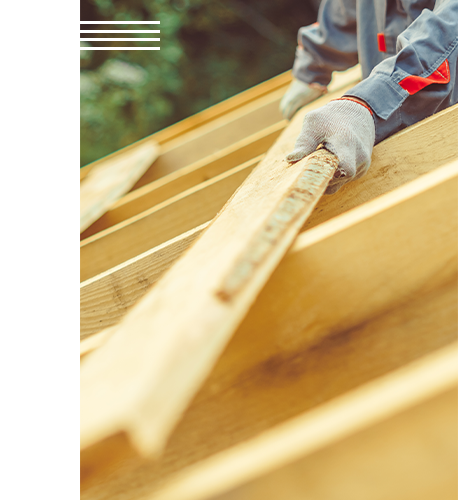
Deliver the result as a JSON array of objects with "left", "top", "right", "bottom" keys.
[
  {"left": 286, "top": 99, "right": 376, "bottom": 194},
  {"left": 280, "top": 79, "right": 327, "bottom": 120}
]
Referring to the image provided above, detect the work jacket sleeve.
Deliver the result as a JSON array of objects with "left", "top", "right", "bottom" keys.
[
  {"left": 345, "top": 0, "right": 458, "bottom": 144},
  {"left": 293, "top": 0, "right": 359, "bottom": 86}
]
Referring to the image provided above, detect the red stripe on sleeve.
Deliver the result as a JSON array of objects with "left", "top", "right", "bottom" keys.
[
  {"left": 377, "top": 33, "right": 386, "bottom": 52},
  {"left": 398, "top": 59, "right": 450, "bottom": 95}
]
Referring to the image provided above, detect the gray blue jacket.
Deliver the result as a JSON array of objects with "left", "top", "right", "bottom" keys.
[{"left": 293, "top": 0, "right": 458, "bottom": 143}]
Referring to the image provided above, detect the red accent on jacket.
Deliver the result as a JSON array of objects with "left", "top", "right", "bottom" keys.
[
  {"left": 398, "top": 59, "right": 450, "bottom": 95},
  {"left": 377, "top": 33, "right": 386, "bottom": 52}
]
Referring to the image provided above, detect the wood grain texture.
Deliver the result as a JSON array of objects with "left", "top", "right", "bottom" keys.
[
  {"left": 80, "top": 104, "right": 458, "bottom": 339},
  {"left": 80, "top": 122, "right": 282, "bottom": 238},
  {"left": 151, "top": 345, "right": 458, "bottom": 500},
  {"left": 80, "top": 223, "right": 209, "bottom": 339},
  {"left": 80, "top": 140, "right": 160, "bottom": 232},
  {"left": 81, "top": 301, "right": 458, "bottom": 498},
  {"left": 80, "top": 104, "right": 341, "bottom": 456},
  {"left": 80, "top": 80, "right": 360, "bottom": 281},
  {"left": 80, "top": 156, "right": 261, "bottom": 282},
  {"left": 81, "top": 158, "right": 457, "bottom": 463},
  {"left": 80, "top": 70, "right": 292, "bottom": 181}
]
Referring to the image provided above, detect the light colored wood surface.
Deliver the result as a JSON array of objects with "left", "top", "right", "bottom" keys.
[
  {"left": 80, "top": 223, "right": 209, "bottom": 339},
  {"left": 81, "top": 296, "right": 458, "bottom": 497},
  {"left": 80, "top": 139, "right": 160, "bottom": 232},
  {"left": 79, "top": 70, "right": 292, "bottom": 181},
  {"left": 80, "top": 102, "right": 341, "bottom": 457},
  {"left": 80, "top": 104, "right": 458, "bottom": 339},
  {"left": 151, "top": 344, "right": 458, "bottom": 500},
  {"left": 80, "top": 156, "right": 261, "bottom": 282},
  {"left": 80, "top": 80, "right": 360, "bottom": 281},
  {"left": 81, "top": 151, "right": 457, "bottom": 463},
  {"left": 80, "top": 122, "right": 281, "bottom": 238}
]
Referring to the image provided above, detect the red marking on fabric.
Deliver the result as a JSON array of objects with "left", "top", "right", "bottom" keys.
[
  {"left": 399, "top": 59, "right": 450, "bottom": 95},
  {"left": 332, "top": 97, "right": 374, "bottom": 116},
  {"left": 377, "top": 33, "right": 386, "bottom": 52},
  {"left": 313, "top": 22, "right": 319, "bottom": 27}
]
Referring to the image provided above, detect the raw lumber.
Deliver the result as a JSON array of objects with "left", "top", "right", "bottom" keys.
[
  {"left": 80, "top": 70, "right": 292, "bottom": 181},
  {"left": 80, "top": 105, "right": 458, "bottom": 340},
  {"left": 81, "top": 120, "right": 281, "bottom": 238},
  {"left": 80, "top": 139, "right": 160, "bottom": 232},
  {"left": 80, "top": 80, "right": 359, "bottom": 281},
  {"left": 81, "top": 268, "right": 458, "bottom": 495},
  {"left": 80, "top": 156, "right": 262, "bottom": 282},
  {"left": 80, "top": 223, "right": 209, "bottom": 339},
  {"left": 79, "top": 162, "right": 458, "bottom": 476},
  {"left": 151, "top": 344, "right": 458, "bottom": 500},
  {"left": 80, "top": 102, "right": 340, "bottom": 456}
]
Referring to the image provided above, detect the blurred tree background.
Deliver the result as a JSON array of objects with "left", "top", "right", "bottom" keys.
[{"left": 80, "top": 0, "right": 319, "bottom": 167}]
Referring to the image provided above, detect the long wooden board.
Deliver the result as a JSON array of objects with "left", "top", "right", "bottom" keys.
[
  {"left": 151, "top": 344, "right": 458, "bottom": 500},
  {"left": 80, "top": 80, "right": 360, "bottom": 280},
  {"left": 81, "top": 122, "right": 281, "bottom": 238},
  {"left": 80, "top": 100, "right": 340, "bottom": 456},
  {"left": 81, "top": 295, "right": 458, "bottom": 495},
  {"left": 80, "top": 156, "right": 262, "bottom": 281},
  {"left": 83, "top": 162, "right": 458, "bottom": 472},
  {"left": 80, "top": 105, "right": 458, "bottom": 339}
]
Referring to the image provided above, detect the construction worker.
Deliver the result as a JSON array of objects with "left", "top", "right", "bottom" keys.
[{"left": 281, "top": 0, "right": 458, "bottom": 193}]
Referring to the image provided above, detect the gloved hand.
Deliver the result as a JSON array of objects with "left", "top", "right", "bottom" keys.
[
  {"left": 280, "top": 78, "right": 327, "bottom": 120},
  {"left": 286, "top": 98, "right": 376, "bottom": 194}
]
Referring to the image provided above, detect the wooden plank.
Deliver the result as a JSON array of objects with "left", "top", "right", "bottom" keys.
[
  {"left": 80, "top": 139, "right": 160, "bottom": 232},
  {"left": 151, "top": 344, "right": 458, "bottom": 500},
  {"left": 131, "top": 65, "right": 361, "bottom": 188},
  {"left": 80, "top": 156, "right": 262, "bottom": 282},
  {"left": 81, "top": 294, "right": 458, "bottom": 496},
  {"left": 80, "top": 122, "right": 283, "bottom": 238},
  {"left": 80, "top": 104, "right": 458, "bottom": 338},
  {"left": 80, "top": 223, "right": 209, "bottom": 339},
  {"left": 80, "top": 80, "right": 360, "bottom": 280},
  {"left": 83, "top": 162, "right": 458, "bottom": 464},
  {"left": 80, "top": 70, "right": 292, "bottom": 181},
  {"left": 80, "top": 103, "right": 340, "bottom": 456}
]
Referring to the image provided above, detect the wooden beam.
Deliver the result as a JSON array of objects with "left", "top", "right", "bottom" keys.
[
  {"left": 151, "top": 344, "right": 458, "bottom": 500},
  {"left": 80, "top": 222, "right": 209, "bottom": 339},
  {"left": 80, "top": 104, "right": 458, "bottom": 337},
  {"left": 80, "top": 121, "right": 283, "bottom": 238},
  {"left": 80, "top": 155, "right": 262, "bottom": 281},
  {"left": 80, "top": 81, "right": 360, "bottom": 280},
  {"left": 80, "top": 139, "right": 160, "bottom": 232},
  {"left": 80, "top": 70, "right": 292, "bottom": 181},
  {"left": 81, "top": 296, "right": 458, "bottom": 495},
  {"left": 80, "top": 100, "right": 341, "bottom": 456},
  {"left": 80, "top": 147, "right": 457, "bottom": 462}
]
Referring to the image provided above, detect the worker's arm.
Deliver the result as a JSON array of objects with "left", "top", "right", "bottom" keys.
[
  {"left": 344, "top": 0, "right": 458, "bottom": 145},
  {"left": 288, "top": 0, "right": 457, "bottom": 193},
  {"left": 280, "top": 0, "right": 358, "bottom": 119}
]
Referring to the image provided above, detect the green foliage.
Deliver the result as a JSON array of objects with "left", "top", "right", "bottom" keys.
[{"left": 80, "top": 0, "right": 317, "bottom": 166}]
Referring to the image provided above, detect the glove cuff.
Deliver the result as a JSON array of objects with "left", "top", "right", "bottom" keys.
[{"left": 331, "top": 97, "right": 374, "bottom": 117}]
